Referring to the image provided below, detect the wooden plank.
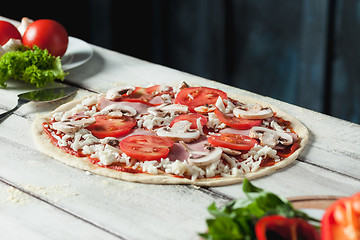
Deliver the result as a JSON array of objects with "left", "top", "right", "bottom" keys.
[
  {"left": 0, "top": 181, "right": 122, "bottom": 240},
  {"left": 0, "top": 114, "right": 230, "bottom": 239},
  {"left": 0, "top": 98, "right": 358, "bottom": 238},
  {"left": 0, "top": 113, "right": 358, "bottom": 239},
  {"left": 213, "top": 159, "right": 360, "bottom": 200}
]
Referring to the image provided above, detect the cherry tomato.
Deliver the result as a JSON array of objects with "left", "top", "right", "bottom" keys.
[
  {"left": 22, "top": 19, "right": 68, "bottom": 57},
  {"left": 255, "top": 215, "right": 320, "bottom": 240},
  {"left": 214, "top": 109, "right": 262, "bottom": 130},
  {"left": 86, "top": 115, "right": 136, "bottom": 139},
  {"left": 321, "top": 192, "right": 360, "bottom": 240},
  {"left": 207, "top": 133, "right": 258, "bottom": 151},
  {"left": 170, "top": 113, "right": 207, "bottom": 129},
  {"left": 120, "top": 135, "right": 174, "bottom": 161},
  {"left": 175, "top": 87, "right": 227, "bottom": 112},
  {"left": 0, "top": 21, "right": 21, "bottom": 46}
]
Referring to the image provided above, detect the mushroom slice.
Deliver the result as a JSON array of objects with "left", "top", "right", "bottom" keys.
[
  {"left": 179, "top": 141, "right": 222, "bottom": 166},
  {"left": 52, "top": 117, "right": 96, "bottom": 134},
  {"left": 215, "top": 97, "right": 226, "bottom": 113},
  {"left": 148, "top": 103, "right": 188, "bottom": 117},
  {"left": 194, "top": 104, "right": 216, "bottom": 114},
  {"left": 97, "top": 103, "right": 137, "bottom": 117},
  {"left": 156, "top": 121, "right": 200, "bottom": 143},
  {"left": 249, "top": 127, "right": 293, "bottom": 148},
  {"left": 233, "top": 104, "right": 273, "bottom": 120},
  {"left": 105, "top": 87, "right": 135, "bottom": 100},
  {"left": 220, "top": 147, "right": 243, "bottom": 155},
  {"left": 175, "top": 81, "right": 189, "bottom": 94}
]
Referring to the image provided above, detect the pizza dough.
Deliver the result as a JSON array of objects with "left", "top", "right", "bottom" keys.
[{"left": 32, "top": 83, "right": 309, "bottom": 187}]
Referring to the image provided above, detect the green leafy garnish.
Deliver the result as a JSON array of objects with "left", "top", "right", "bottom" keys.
[
  {"left": 0, "top": 46, "right": 67, "bottom": 88},
  {"left": 200, "top": 179, "right": 319, "bottom": 240}
]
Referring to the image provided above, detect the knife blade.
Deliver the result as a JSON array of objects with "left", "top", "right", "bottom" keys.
[{"left": 0, "top": 86, "right": 78, "bottom": 122}]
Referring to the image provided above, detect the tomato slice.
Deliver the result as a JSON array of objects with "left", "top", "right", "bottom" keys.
[
  {"left": 175, "top": 87, "right": 227, "bottom": 112},
  {"left": 120, "top": 85, "right": 173, "bottom": 105},
  {"left": 255, "top": 215, "right": 320, "bottom": 240},
  {"left": 207, "top": 133, "right": 258, "bottom": 151},
  {"left": 120, "top": 135, "right": 174, "bottom": 161},
  {"left": 170, "top": 113, "right": 207, "bottom": 129},
  {"left": 214, "top": 109, "right": 262, "bottom": 130},
  {"left": 86, "top": 115, "right": 136, "bottom": 139}
]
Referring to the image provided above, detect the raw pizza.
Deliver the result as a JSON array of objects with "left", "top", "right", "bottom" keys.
[{"left": 32, "top": 82, "right": 309, "bottom": 186}]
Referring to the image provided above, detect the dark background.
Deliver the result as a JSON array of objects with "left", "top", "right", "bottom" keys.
[{"left": 2, "top": 0, "right": 360, "bottom": 123}]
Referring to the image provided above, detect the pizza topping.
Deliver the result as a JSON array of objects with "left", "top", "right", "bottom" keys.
[
  {"left": 207, "top": 112, "right": 227, "bottom": 130},
  {"left": 250, "top": 126, "right": 293, "bottom": 148},
  {"left": 194, "top": 104, "right": 216, "bottom": 114},
  {"left": 233, "top": 104, "right": 273, "bottom": 120},
  {"left": 118, "top": 85, "right": 173, "bottom": 105},
  {"left": 207, "top": 133, "right": 258, "bottom": 151},
  {"left": 100, "top": 137, "right": 120, "bottom": 147},
  {"left": 215, "top": 96, "right": 227, "bottom": 113},
  {"left": 105, "top": 87, "right": 136, "bottom": 100},
  {"left": 86, "top": 115, "right": 137, "bottom": 139},
  {"left": 156, "top": 121, "right": 201, "bottom": 143},
  {"left": 70, "top": 128, "right": 100, "bottom": 152},
  {"left": 95, "top": 103, "right": 137, "bottom": 117},
  {"left": 170, "top": 113, "right": 207, "bottom": 130},
  {"left": 175, "top": 81, "right": 189, "bottom": 94},
  {"left": 179, "top": 141, "right": 223, "bottom": 166},
  {"left": 220, "top": 147, "right": 243, "bottom": 156},
  {"left": 52, "top": 117, "right": 96, "bottom": 134},
  {"left": 175, "top": 87, "right": 228, "bottom": 112},
  {"left": 98, "top": 144, "right": 122, "bottom": 166},
  {"left": 214, "top": 109, "right": 262, "bottom": 130},
  {"left": 119, "top": 135, "right": 174, "bottom": 161},
  {"left": 147, "top": 103, "right": 188, "bottom": 117},
  {"left": 137, "top": 103, "right": 189, "bottom": 130}
]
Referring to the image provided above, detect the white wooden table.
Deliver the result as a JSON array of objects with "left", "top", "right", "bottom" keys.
[{"left": 1, "top": 16, "right": 359, "bottom": 240}]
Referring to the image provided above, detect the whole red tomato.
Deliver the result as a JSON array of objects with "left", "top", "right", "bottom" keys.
[
  {"left": 22, "top": 19, "right": 68, "bottom": 57},
  {"left": 0, "top": 20, "right": 22, "bottom": 46}
]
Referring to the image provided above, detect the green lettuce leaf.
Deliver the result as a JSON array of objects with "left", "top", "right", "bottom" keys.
[{"left": 0, "top": 46, "right": 67, "bottom": 88}]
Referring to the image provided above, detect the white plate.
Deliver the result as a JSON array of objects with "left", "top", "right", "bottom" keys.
[
  {"left": 288, "top": 195, "right": 341, "bottom": 223},
  {"left": 61, "top": 37, "right": 93, "bottom": 71},
  {"left": 300, "top": 208, "right": 325, "bottom": 222}
]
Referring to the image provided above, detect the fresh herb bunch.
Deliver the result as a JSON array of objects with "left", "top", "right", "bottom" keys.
[
  {"left": 0, "top": 46, "right": 67, "bottom": 88},
  {"left": 200, "top": 179, "right": 319, "bottom": 240}
]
